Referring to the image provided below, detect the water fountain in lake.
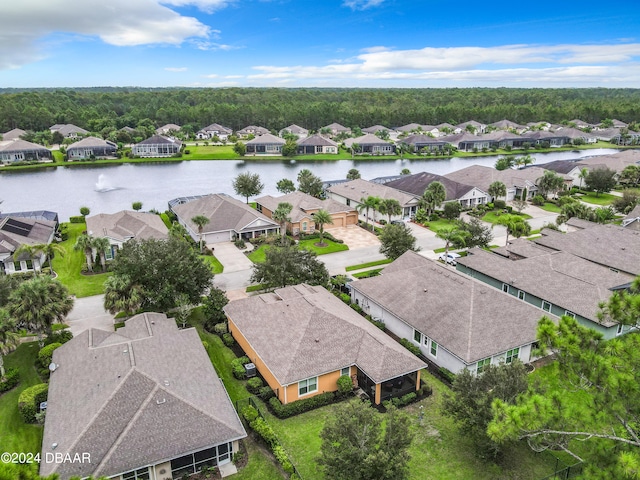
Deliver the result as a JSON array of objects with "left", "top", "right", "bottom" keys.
[{"left": 95, "top": 174, "right": 117, "bottom": 192}]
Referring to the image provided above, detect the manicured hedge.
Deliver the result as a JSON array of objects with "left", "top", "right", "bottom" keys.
[
  {"left": 398, "top": 338, "right": 422, "bottom": 357},
  {"left": 246, "top": 377, "right": 264, "bottom": 394},
  {"left": 222, "top": 333, "right": 235, "bottom": 347},
  {"left": 38, "top": 343, "right": 62, "bottom": 368},
  {"left": 0, "top": 368, "right": 19, "bottom": 393},
  {"left": 231, "top": 356, "right": 250, "bottom": 380},
  {"left": 268, "top": 391, "right": 336, "bottom": 419},
  {"left": 18, "top": 383, "right": 48, "bottom": 423},
  {"left": 69, "top": 216, "right": 86, "bottom": 224}
]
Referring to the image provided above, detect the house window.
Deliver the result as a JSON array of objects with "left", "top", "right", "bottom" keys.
[
  {"left": 542, "top": 301, "right": 551, "bottom": 312},
  {"left": 518, "top": 290, "right": 525, "bottom": 301},
  {"left": 299, "top": 376, "right": 318, "bottom": 396},
  {"left": 122, "top": 467, "right": 150, "bottom": 480},
  {"left": 617, "top": 323, "right": 624, "bottom": 335},
  {"left": 505, "top": 348, "right": 520, "bottom": 364},
  {"left": 25, "top": 260, "right": 33, "bottom": 270},
  {"left": 502, "top": 283, "right": 509, "bottom": 293},
  {"left": 413, "top": 329, "right": 422, "bottom": 344},
  {"left": 14, "top": 261, "right": 22, "bottom": 271},
  {"left": 341, "top": 367, "right": 350, "bottom": 377},
  {"left": 346, "top": 199, "right": 351, "bottom": 206},
  {"left": 476, "top": 358, "right": 491, "bottom": 374},
  {"left": 316, "top": 145, "right": 323, "bottom": 153},
  {"left": 302, "top": 222, "right": 308, "bottom": 232},
  {"left": 565, "top": 310, "right": 576, "bottom": 319},
  {"left": 430, "top": 340, "right": 438, "bottom": 357}
]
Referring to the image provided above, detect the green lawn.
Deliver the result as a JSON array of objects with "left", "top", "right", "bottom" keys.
[
  {"left": 482, "top": 211, "right": 532, "bottom": 224},
  {"left": 263, "top": 373, "right": 562, "bottom": 480},
  {"left": 538, "top": 202, "right": 562, "bottom": 213},
  {"left": 183, "top": 145, "right": 238, "bottom": 160},
  {"left": 422, "top": 218, "right": 457, "bottom": 232},
  {"left": 345, "top": 258, "right": 392, "bottom": 271},
  {"left": 200, "top": 255, "right": 224, "bottom": 274},
  {"left": 52, "top": 222, "right": 111, "bottom": 297},
  {"left": 0, "top": 343, "right": 44, "bottom": 457},
  {"left": 576, "top": 192, "right": 617, "bottom": 206},
  {"left": 248, "top": 239, "right": 348, "bottom": 263},
  {"left": 160, "top": 213, "right": 173, "bottom": 229},
  {"left": 234, "top": 440, "right": 286, "bottom": 480},
  {"left": 352, "top": 268, "right": 383, "bottom": 278}
]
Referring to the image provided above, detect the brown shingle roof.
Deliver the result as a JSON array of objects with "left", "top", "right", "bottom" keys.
[
  {"left": 385, "top": 171, "right": 476, "bottom": 201},
  {"left": 224, "top": 285, "right": 426, "bottom": 385},
  {"left": 245, "top": 133, "right": 285, "bottom": 145},
  {"left": 327, "top": 178, "right": 418, "bottom": 206},
  {"left": 40, "top": 313, "right": 246, "bottom": 479},
  {"left": 296, "top": 134, "right": 338, "bottom": 147},
  {"left": 255, "top": 191, "right": 355, "bottom": 223},
  {"left": 86, "top": 211, "right": 169, "bottom": 243},
  {"left": 351, "top": 251, "right": 551, "bottom": 364}
]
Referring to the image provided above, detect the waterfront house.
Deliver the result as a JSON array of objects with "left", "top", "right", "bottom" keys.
[
  {"left": 196, "top": 123, "right": 232, "bottom": 140},
  {"left": 0, "top": 215, "right": 56, "bottom": 275},
  {"left": 67, "top": 136, "right": 117, "bottom": 160},
  {"left": 0, "top": 139, "right": 53, "bottom": 164},
  {"left": 245, "top": 133, "right": 286, "bottom": 155},
  {"left": 131, "top": 135, "right": 182, "bottom": 157},
  {"left": 296, "top": 134, "right": 339, "bottom": 155},
  {"left": 344, "top": 134, "right": 395, "bottom": 155}
]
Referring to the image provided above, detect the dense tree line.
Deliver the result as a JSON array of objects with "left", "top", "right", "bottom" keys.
[{"left": 2, "top": 87, "right": 640, "bottom": 134}]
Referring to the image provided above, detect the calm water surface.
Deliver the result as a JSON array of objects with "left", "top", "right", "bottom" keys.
[{"left": 0, "top": 149, "right": 620, "bottom": 221}]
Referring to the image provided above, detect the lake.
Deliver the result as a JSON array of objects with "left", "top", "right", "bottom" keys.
[{"left": 0, "top": 149, "right": 620, "bottom": 221}]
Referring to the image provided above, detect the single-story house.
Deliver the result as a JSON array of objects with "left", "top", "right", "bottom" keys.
[
  {"left": 86, "top": 211, "right": 169, "bottom": 260},
  {"left": 196, "top": 123, "right": 232, "bottom": 140},
  {"left": 236, "top": 125, "right": 270, "bottom": 138},
  {"left": 0, "top": 215, "right": 56, "bottom": 275},
  {"left": 568, "top": 119, "right": 594, "bottom": 130},
  {"left": 170, "top": 193, "right": 280, "bottom": 244},
  {"left": 344, "top": 134, "right": 395, "bottom": 155},
  {"left": 592, "top": 127, "right": 621, "bottom": 142},
  {"left": 155, "top": 123, "right": 181, "bottom": 135},
  {"left": 279, "top": 124, "right": 309, "bottom": 138},
  {"left": 456, "top": 246, "right": 634, "bottom": 339},
  {"left": 326, "top": 178, "right": 420, "bottom": 221},
  {"left": 397, "top": 134, "right": 448, "bottom": 153},
  {"left": 394, "top": 123, "right": 426, "bottom": 134},
  {"left": 456, "top": 120, "right": 486, "bottom": 134},
  {"left": 520, "top": 130, "right": 570, "bottom": 147},
  {"left": 131, "top": 135, "right": 182, "bottom": 157},
  {"left": 40, "top": 312, "right": 246, "bottom": 480},
  {"left": 50, "top": 124, "right": 89, "bottom": 138},
  {"left": 1, "top": 128, "right": 26, "bottom": 141},
  {"left": 296, "top": 134, "right": 339, "bottom": 155},
  {"left": 534, "top": 223, "right": 640, "bottom": 276},
  {"left": 552, "top": 126, "right": 597, "bottom": 144},
  {"left": 362, "top": 125, "right": 393, "bottom": 135},
  {"left": 321, "top": 123, "right": 351, "bottom": 137},
  {"left": 622, "top": 205, "right": 640, "bottom": 230},
  {"left": 66, "top": 136, "right": 117, "bottom": 160},
  {"left": 245, "top": 133, "right": 286, "bottom": 155},
  {"left": 0, "top": 139, "right": 53, "bottom": 163},
  {"left": 488, "top": 119, "right": 525, "bottom": 132},
  {"left": 255, "top": 190, "right": 358, "bottom": 235},
  {"left": 385, "top": 171, "right": 489, "bottom": 209},
  {"left": 350, "top": 251, "right": 554, "bottom": 374},
  {"left": 224, "top": 284, "right": 427, "bottom": 405},
  {"left": 457, "top": 131, "right": 527, "bottom": 151},
  {"left": 444, "top": 165, "right": 570, "bottom": 201}
]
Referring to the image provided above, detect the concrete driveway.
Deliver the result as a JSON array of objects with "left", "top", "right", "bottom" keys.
[
  {"left": 66, "top": 294, "right": 114, "bottom": 336},
  {"left": 211, "top": 242, "right": 253, "bottom": 273},
  {"left": 329, "top": 226, "right": 380, "bottom": 249}
]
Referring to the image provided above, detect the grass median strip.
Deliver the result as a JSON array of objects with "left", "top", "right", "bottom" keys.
[{"left": 345, "top": 258, "right": 392, "bottom": 272}]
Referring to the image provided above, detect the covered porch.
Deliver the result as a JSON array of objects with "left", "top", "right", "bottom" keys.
[{"left": 356, "top": 369, "right": 420, "bottom": 405}]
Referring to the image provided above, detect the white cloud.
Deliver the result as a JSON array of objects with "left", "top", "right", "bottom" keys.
[
  {"left": 342, "top": 0, "right": 384, "bottom": 10},
  {"left": 165, "top": 67, "right": 188, "bottom": 72},
  {"left": 0, "top": 0, "right": 229, "bottom": 69},
  {"left": 203, "top": 73, "right": 219, "bottom": 78},
  {"left": 246, "top": 43, "right": 640, "bottom": 86}
]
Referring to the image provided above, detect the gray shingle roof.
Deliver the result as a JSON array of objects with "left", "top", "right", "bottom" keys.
[
  {"left": 237, "top": 125, "right": 269, "bottom": 136},
  {"left": 224, "top": 285, "right": 426, "bottom": 385},
  {"left": 327, "top": 178, "right": 418, "bottom": 206},
  {"left": 457, "top": 247, "right": 633, "bottom": 324},
  {"left": 296, "top": 134, "right": 338, "bottom": 147},
  {"left": 1, "top": 128, "right": 26, "bottom": 140},
  {"left": 86, "top": 211, "right": 169, "bottom": 243},
  {"left": 51, "top": 124, "right": 89, "bottom": 136},
  {"left": 344, "top": 133, "right": 392, "bottom": 147},
  {"left": 135, "top": 134, "right": 182, "bottom": 147},
  {"left": 385, "top": 171, "right": 476, "bottom": 201},
  {"left": 67, "top": 136, "right": 117, "bottom": 150},
  {"left": 255, "top": 191, "right": 355, "bottom": 223},
  {"left": 171, "top": 193, "right": 279, "bottom": 234},
  {"left": 0, "top": 216, "right": 56, "bottom": 257},
  {"left": 0, "top": 139, "right": 51, "bottom": 154},
  {"left": 40, "top": 313, "right": 246, "bottom": 479},
  {"left": 280, "top": 124, "right": 308, "bottom": 135},
  {"left": 534, "top": 224, "right": 640, "bottom": 276},
  {"left": 245, "top": 133, "right": 285, "bottom": 145},
  {"left": 351, "top": 251, "right": 552, "bottom": 364}
]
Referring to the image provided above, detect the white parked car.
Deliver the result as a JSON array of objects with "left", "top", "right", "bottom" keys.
[{"left": 439, "top": 252, "right": 461, "bottom": 266}]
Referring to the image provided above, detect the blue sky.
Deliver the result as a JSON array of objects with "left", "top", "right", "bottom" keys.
[{"left": 1, "top": 0, "right": 640, "bottom": 88}]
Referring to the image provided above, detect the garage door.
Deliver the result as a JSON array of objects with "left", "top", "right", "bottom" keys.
[{"left": 329, "top": 217, "right": 344, "bottom": 228}]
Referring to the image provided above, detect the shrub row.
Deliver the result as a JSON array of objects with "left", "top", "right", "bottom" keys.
[
  {"left": 18, "top": 383, "right": 48, "bottom": 423},
  {"left": 298, "top": 231, "right": 344, "bottom": 244},
  {"left": 0, "top": 368, "right": 19, "bottom": 393},
  {"left": 222, "top": 333, "right": 235, "bottom": 347},
  {"left": 438, "top": 367, "right": 457, "bottom": 384},
  {"left": 398, "top": 338, "right": 422, "bottom": 357},
  {"left": 69, "top": 216, "right": 86, "bottom": 224},
  {"left": 38, "top": 343, "right": 62, "bottom": 369},
  {"left": 241, "top": 406, "right": 296, "bottom": 476},
  {"left": 268, "top": 391, "right": 336, "bottom": 419},
  {"left": 44, "top": 329, "right": 73, "bottom": 346},
  {"left": 246, "top": 377, "right": 264, "bottom": 394},
  {"left": 231, "top": 356, "right": 250, "bottom": 380}
]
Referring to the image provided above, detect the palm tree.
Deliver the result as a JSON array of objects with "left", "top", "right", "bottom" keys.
[
  {"left": 92, "top": 237, "right": 111, "bottom": 272},
  {"left": 103, "top": 274, "right": 144, "bottom": 316},
  {"left": 487, "top": 181, "right": 507, "bottom": 201},
  {"left": 357, "top": 196, "right": 380, "bottom": 231},
  {"left": 578, "top": 167, "right": 589, "bottom": 189},
  {"left": 436, "top": 227, "right": 468, "bottom": 258},
  {"left": 74, "top": 234, "right": 94, "bottom": 272},
  {"left": 0, "top": 309, "right": 19, "bottom": 377},
  {"left": 536, "top": 170, "right": 566, "bottom": 199},
  {"left": 7, "top": 276, "right": 74, "bottom": 343},
  {"left": 519, "top": 154, "right": 535, "bottom": 168},
  {"left": 378, "top": 198, "right": 403, "bottom": 223},
  {"left": 419, "top": 181, "right": 446, "bottom": 216},
  {"left": 191, "top": 215, "right": 210, "bottom": 253},
  {"left": 272, "top": 202, "right": 293, "bottom": 243},
  {"left": 312, "top": 209, "right": 333, "bottom": 246},
  {"left": 497, "top": 214, "right": 532, "bottom": 246}
]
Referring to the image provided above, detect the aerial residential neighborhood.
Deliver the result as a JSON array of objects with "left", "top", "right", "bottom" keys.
[{"left": 2, "top": 0, "right": 640, "bottom": 478}]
